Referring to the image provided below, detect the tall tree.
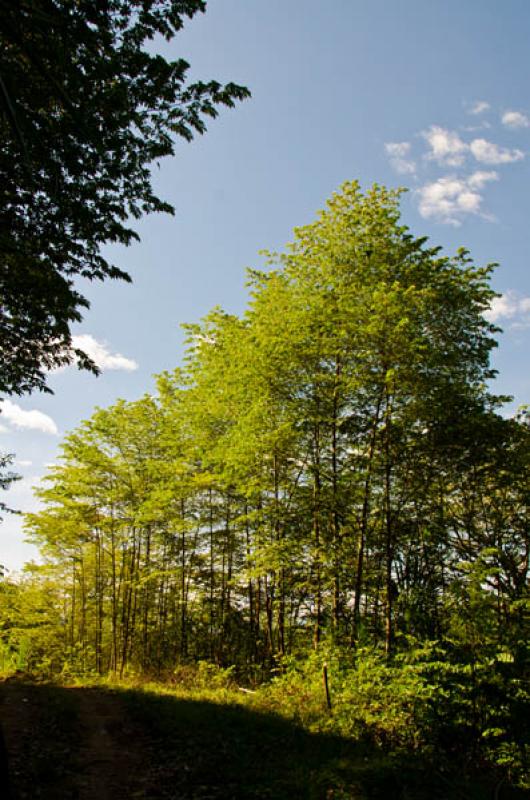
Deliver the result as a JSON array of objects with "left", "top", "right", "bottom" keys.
[
  {"left": 20, "top": 181, "right": 528, "bottom": 679},
  {"left": 0, "top": 0, "right": 249, "bottom": 396}
]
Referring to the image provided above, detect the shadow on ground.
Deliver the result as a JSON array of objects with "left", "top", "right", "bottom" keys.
[{"left": 0, "top": 679, "right": 526, "bottom": 800}]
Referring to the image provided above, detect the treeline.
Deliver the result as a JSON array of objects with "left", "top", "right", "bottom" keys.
[{"left": 5, "top": 183, "right": 529, "bottom": 679}]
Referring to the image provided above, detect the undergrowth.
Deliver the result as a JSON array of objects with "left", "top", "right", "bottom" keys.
[{"left": 3, "top": 640, "right": 529, "bottom": 797}]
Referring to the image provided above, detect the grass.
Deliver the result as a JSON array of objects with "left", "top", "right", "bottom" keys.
[
  {"left": 108, "top": 677, "right": 519, "bottom": 800},
  {"left": 1, "top": 672, "right": 528, "bottom": 799}
]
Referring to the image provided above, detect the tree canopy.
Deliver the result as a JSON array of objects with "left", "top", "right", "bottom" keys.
[
  {"left": 3, "top": 182, "right": 529, "bottom": 788},
  {"left": 20, "top": 182, "right": 527, "bottom": 668},
  {"left": 0, "top": 0, "right": 249, "bottom": 396}
]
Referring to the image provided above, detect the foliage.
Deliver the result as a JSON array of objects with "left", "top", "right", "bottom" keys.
[
  {"left": 3, "top": 181, "right": 529, "bottom": 790},
  {"left": 257, "top": 641, "right": 530, "bottom": 790},
  {"left": 0, "top": 570, "right": 68, "bottom": 677},
  {"left": 0, "top": 452, "right": 20, "bottom": 518},
  {"left": 0, "top": 0, "right": 250, "bottom": 395}
]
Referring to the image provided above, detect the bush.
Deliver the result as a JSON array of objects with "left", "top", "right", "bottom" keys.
[{"left": 256, "top": 640, "right": 530, "bottom": 789}]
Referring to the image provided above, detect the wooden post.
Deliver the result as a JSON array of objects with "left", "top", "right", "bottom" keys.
[{"left": 322, "top": 662, "right": 332, "bottom": 712}]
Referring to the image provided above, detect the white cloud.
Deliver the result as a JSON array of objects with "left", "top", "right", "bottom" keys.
[
  {"left": 385, "top": 141, "right": 416, "bottom": 175},
  {"left": 485, "top": 293, "right": 519, "bottom": 322},
  {"left": 501, "top": 110, "right": 530, "bottom": 129},
  {"left": 422, "top": 126, "right": 524, "bottom": 168},
  {"left": 72, "top": 334, "right": 138, "bottom": 372},
  {"left": 16, "top": 460, "right": 33, "bottom": 468},
  {"left": 485, "top": 291, "right": 530, "bottom": 325},
  {"left": 417, "top": 171, "right": 498, "bottom": 225},
  {"left": 0, "top": 400, "right": 58, "bottom": 435},
  {"left": 402, "top": 110, "right": 527, "bottom": 225},
  {"left": 0, "top": 424, "right": 8, "bottom": 434},
  {"left": 469, "top": 100, "right": 490, "bottom": 115},
  {"left": 468, "top": 170, "right": 499, "bottom": 189},
  {"left": 469, "top": 138, "right": 524, "bottom": 165},
  {"left": 462, "top": 121, "right": 492, "bottom": 133},
  {"left": 423, "top": 126, "right": 468, "bottom": 166}
]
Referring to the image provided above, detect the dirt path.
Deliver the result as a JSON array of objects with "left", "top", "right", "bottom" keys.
[
  {"left": 72, "top": 688, "right": 149, "bottom": 800},
  {"left": 0, "top": 681, "right": 150, "bottom": 800},
  {"left": 2, "top": 677, "right": 505, "bottom": 800}
]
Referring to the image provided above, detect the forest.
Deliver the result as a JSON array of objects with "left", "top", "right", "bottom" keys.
[
  {"left": 1, "top": 183, "right": 529, "bottom": 796},
  {"left": 2, "top": 1, "right": 527, "bottom": 798}
]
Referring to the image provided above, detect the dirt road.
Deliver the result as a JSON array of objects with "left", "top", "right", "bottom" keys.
[{"left": 0, "top": 680, "right": 149, "bottom": 800}]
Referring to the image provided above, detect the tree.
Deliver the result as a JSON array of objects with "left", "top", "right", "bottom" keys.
[
  {"left": 0, "top": 0, "right": 250, "bottom": 396},
  {"left": 0, "top": 453, "right": 20, "bottom": 517},
  {"left": 9, "top": 182, "right": 530, "bottom": 788},
  {"left": 22, "top": 182, "right": 527, "bottom": 674}
]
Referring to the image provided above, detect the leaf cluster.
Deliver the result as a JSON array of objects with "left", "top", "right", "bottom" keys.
[{"left": 0, "top": 0, "right": 249, "bottom": 394}]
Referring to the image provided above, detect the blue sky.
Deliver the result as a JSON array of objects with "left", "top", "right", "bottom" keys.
[{"left": 2, "top": 0, "right": 530, "bottom": 571}]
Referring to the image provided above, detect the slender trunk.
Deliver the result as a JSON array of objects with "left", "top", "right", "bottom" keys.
[
  {"left": 225, "top": 503, "right": 233, "bottom": 614},
  {"left": 180, "top": 500, "right": 187, "bottom": 659},
  {"left": 110, "top": 521, "right": 118, "bottom": 673},
  {"left": 353, "top": 395, "right": 383, "bottom": 643},
  {"left": 156, "top": 537, "right": 168, "bottom": 673},
  {"left": 209, "top": 488, "right": 215, "bottom": 661},
  {"left": 80, "top": 557, "right": 87, "bottom": 670},
  {"left": 256, "top": 575, "right": 262, "bottom": 663},
  {"left": 120, "top": 528, "right": 137, "bottom": 677},
  {"left": 219, "top": 511, "right": 226, "bottom": 665},
  {"left": 265, "top": 574, "right": 274, "bottom": 661},
  {"left": 384, "top": 389, "right": 394, "bottom": 656},
  {"left": 244, "top": 504, "right": 255, "bottom": 662},
  {"left": 128, "top": 533, "right": 141, "bottom": 665},
  {"left": 313, "top": 422, "right": 322, "bottom": 649},
  {"left": 142, "top": 527, "right": 151, "bottom": 668},
  {"left": 274, "top": 454, "right": 285, "bottom": 656},
  {"left": 373, "top": 551, "right": 384, "bottom": 644},
  {"left": 70, "top": 559, "right": 76, "bottom": 648},
  {"left": 331, "top": 356, "right": 341, "bottom": 631},
  {"left": 94, "top": 528, "right": 103, "bottom": 674}
]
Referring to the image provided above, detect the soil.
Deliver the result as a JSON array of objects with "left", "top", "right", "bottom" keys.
[
  {"left": 0, "top": 679, "right": 150, "bottom": 800},
  {"left": 1, "top": 677, "right": 523, "bottom": 800}
]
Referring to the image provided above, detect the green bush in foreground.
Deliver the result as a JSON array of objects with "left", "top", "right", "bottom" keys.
[{"left": 257, "top": 641, "right": 530, "bottom": 790}]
